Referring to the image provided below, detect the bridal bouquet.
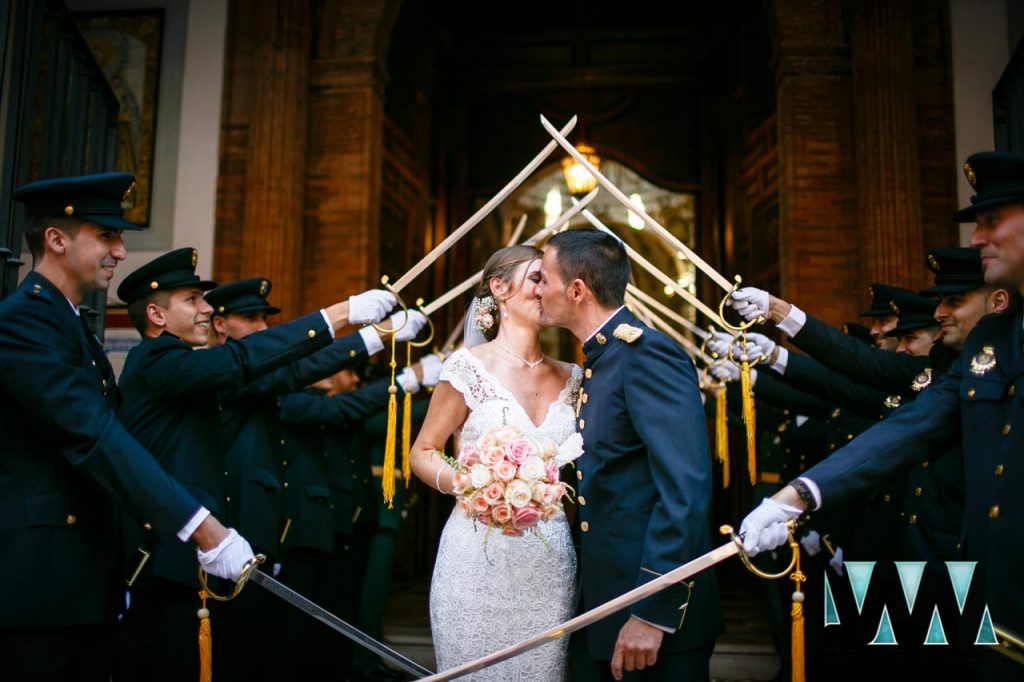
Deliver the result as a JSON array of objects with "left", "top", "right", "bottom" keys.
[{"left": 448, "top": 424, "right": 583, "bottom": 537}]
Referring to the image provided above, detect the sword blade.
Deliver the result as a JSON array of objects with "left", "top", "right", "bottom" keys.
[
  {"left": 248, "top": 570, "right": 434, "bottom": 678},
  {"left": 419, "top": 540, "right": 740, "bottom": 682}
]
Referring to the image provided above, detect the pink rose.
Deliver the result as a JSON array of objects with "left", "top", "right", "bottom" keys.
[
  {"left": 494, "top": 427, "right": 519, "bottom": 444},
  {"left": 480, "top": 446, "right": 506, "bottom": 467},
  {"left": 504, "top": 480, "right": 533, "bottom": 508},
  {"left": 513, "top": 506, "right": 543, "bottom": 530},
  {"left": 482, "top": 482, "right": 505, "bottom": 506},
  {"left": 531, "top": 482, "right": 548, "bottom": 503},
  {"left": 491, "top": 503, "right": 513, "bottom": 525},
  {"left": 541, "top": 482, "right": 565, "bottom": 505},
  {"left": 452, "top": 472, "right": 471, "bottom": 494},
  {"left": 458, "top": 443, "right": 478, "bottom": 466},
  {"left": 470, "top": 494, "right": 490, "bottom": 514},
  {"left": 507, "top": 440, "right": 536, "bottom": 465},
  {"left": 457, "top": 498, "right": 472, "bottom": 516},
  {"left": 494, "top": 460, "right": 517, "bottom": 482},
  {"left": 544, "top": 461, "right": 559, "bottom": 483}
]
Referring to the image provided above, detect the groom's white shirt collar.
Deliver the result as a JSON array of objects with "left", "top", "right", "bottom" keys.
[{"left": 584, "top": 306, "right": 625, "bottom": 343}]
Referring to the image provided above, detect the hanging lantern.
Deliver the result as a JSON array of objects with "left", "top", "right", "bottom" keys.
[{"left": 561, "top": 143, "right": 601, "bottom": 196}]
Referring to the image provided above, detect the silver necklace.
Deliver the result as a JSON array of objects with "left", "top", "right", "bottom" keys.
[{"left": 495, "top": 341, "right": 544, "bottom": 369}]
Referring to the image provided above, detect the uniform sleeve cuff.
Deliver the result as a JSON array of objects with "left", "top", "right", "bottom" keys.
[
  {"left": 770, "top": 346, "right": 789, "bottom": 374},
  {"left": 177, "top": 507, "right": 211, "bottom": 543},
  {"left": 359, "top": 326, "right": 384, "bottom": 355},
  {"left": 797, "top": 477, "right": 822, "bottom": 510},
  {"left": 777, "top": 306, "right": 806, "bottom": 337},
  {"left": 632, "top": 615, "right": 676, "bottom": 634},
  {"left": 319, "top": 309, "right": 335, "bottom": 336}
]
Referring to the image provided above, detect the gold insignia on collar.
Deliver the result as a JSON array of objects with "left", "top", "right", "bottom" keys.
[
  {"left": 122, "top": 181, "right": 136, "bottom": 203},
  {"left": 259, "top": 280, "right": 269, "bottom": 296},
  {"left": 595, "top": 333, "right": 607, "bottom": 345},
  {"left": 889, "top": 300, "right": 900, "bottom": 315},
  {"left": 911, "top": 367, "right": 932, "bottom": 392},
  {"left": 928, "top": 254, "right": 939, "bottom": 272},
  {"left": 613, "top": 323, "right": 643, "bottom": 344},
  {"left": 191, "top": 249, "right": 198, "bottom": 268},
  {"left": 963, "top": 162, "right": 977, "bottom": 188},
  {"left": 884, "top": 394, "right": 902, "bottom": 409},
  {"left": 970, "top": 345, "right": 997, "bottom": 376}
]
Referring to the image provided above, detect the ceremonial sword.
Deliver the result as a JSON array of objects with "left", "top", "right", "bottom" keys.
[
  {"left": 240, "top": 567, "right": 435, "bottom": 678},
  {"left": 417, "top": 537, "right": 743, "bottom": 682}
]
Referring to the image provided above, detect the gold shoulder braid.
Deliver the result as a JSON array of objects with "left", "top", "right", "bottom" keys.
[
  {"left": 613, "top": 323, "right": 643, "bottom": 343},
  {"left": 911, "top": 367, "right": 932, "bottom": 392}
]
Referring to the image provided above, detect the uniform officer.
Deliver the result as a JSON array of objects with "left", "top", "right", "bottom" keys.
[
  {"left": 201, "top": 277, "right": 424, "bottom": 679},
  {"left": 741, "top": 151, "right": 1024, "bottom": 681},
  {"left": 537, "top": 228, "right": 723, "bottom": 681},
  {"left": 114, "top": 254, "right": 394, "bottom": 681},
  {"left": 0, "top": 174, "right": 248, "bottom": 681}
]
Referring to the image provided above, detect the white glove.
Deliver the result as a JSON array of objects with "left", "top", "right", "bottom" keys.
[
  {"left": 707, "top": 331, "right": 734, "bottom": 359},
  {"left": 730, "top": 287, "right": 770, "bottom": 322},
  {"left": 799, "top": 529, "right": 822, "bottom": 556},
  {"left": 828, "top": 546, "right": 845, "bottom": 577},
  {"left": 390, "top": 310, "right": 428, "bottom": 342},
  {"left": 736, "top": 332, "right": 776, "bottom": 362},
  {"left": 738, "top": 497, "right": 802, "bottom": 556},
  {"left": 196, "top": 528, "right": 255, "bottom": 582},
  {"left": 348, "top": 290, "right": 396, "bottom": 325},
  {"left": 420, "top": 354, "right": 443, "bottom": 387},
  {"left": 397, "top": 366, "right": 420, "bottom": 394},
  {"left": 710, "top": 361, "right": 740, "bottom": 383}
]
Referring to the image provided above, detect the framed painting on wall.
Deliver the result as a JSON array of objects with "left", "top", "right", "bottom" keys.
[{"left": 76, "top": 10, "right": 164, "bottom": 226}]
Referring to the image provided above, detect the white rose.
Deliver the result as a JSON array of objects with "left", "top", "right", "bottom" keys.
[
  {"left": 554, "top": 433, "right": 584, "bottom": 466},
  {"left": 505, "top": 480, "right": 533, "bottom": 509},
  {"left": 469, "top": 463, "right": 492, "bottom": 489},
  {"left": 518, "top": 456, "right": 546, "bottom": 481}
]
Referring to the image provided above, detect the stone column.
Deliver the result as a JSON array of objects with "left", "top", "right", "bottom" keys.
[
  {"left": 851, "top": 0, "right": 926, "bottom": 290},
  {"left": 772, "top": 0, "right": 860, "bottom": 326},
  {"left": 302, "top": 0, "right": 400, "bottom": 313}
]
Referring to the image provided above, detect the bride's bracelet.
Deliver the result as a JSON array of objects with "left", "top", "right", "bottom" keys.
[{"left": 435, "top": 466, "right": 446, "bottom": 493}]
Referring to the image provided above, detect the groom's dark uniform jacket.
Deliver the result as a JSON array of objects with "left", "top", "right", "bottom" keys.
[{"left": 574, "top": 307, "right": 723, "bottom": 658}]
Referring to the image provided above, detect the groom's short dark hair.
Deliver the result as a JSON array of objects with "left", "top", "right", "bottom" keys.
[{"left": 547, "top": 228, "right": 629, "bottom": 308}]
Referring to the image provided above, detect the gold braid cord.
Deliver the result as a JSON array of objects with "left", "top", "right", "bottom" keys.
[
  {"left": 740, "top": 353, "right": 757, "bottom": 487},
  {"left": 715, "top": 386, "right": 730, "bottom": 489},
  {"left": 382, "top": 332, "right": 399, "bottom": 508},
  {"left": 402, "top": 342, "right": 413, "bottom": 488},
  {"left": 198, "top": 590, "right": 212, "bottom": 682}
]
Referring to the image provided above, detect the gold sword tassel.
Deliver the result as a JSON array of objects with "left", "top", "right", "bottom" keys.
[
  {"left": 790, "top": 540, "right": 807, "bottom": 682},
  {"left": 197, "top": 590, "right": 212, "bottom": 682},
  {"left": 402, "top": 341, "right": 413, "bottom": 488},
  {"left": 382, "top": 330, "right": 399, "bottom": 508},
  {"left": 716, "top": 383, "right": 730, "bottom": 489}
]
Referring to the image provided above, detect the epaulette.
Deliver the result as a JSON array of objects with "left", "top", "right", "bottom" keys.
[
  {"left": 26, "top": 281, "right": 51, "bottom": 302},
  {"left": 613, "top": 323, "right": 643, "bottom": 344}
]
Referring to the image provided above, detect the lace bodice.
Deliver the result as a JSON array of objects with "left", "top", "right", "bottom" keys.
[
  {"left": 430, "top": 348, "right": 581, "bottom": 680},
  {"left": 439, "top": 348, "right": 582, "bottom": 448}
]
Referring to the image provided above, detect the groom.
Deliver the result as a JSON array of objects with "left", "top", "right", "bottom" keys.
[{"left": 537, "top": 229, "right": 723, "bottom": 681}]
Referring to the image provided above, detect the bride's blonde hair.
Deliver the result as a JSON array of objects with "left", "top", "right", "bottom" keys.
[{"left": 472, "top": 244, "right": 543, "bottom": 341}]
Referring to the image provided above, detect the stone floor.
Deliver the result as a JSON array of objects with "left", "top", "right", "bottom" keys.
[{"left": 380, "top": 576, "right": 783, "bottom": 681}]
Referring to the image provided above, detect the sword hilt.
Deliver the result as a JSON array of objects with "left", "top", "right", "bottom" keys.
[
  {"left": 197, "top": 552, "right": 266, "bottom": 602},
  {"left": 721, "top": 522, "right": 798, "bottom": 580}
]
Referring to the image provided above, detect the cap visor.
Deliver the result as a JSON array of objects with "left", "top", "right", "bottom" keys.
[
  {"left": 952, "top": 195, "right": 1024, "bottom": 223},
  {"left": 89, "top": 215, "right": 146, "bottom": 231},
  {"left": 918, "top": 283, "right": 979, "bottom": 296}
]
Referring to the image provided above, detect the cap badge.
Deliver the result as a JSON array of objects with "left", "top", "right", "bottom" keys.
[
  {"left": 927, "top": 254, "right": 939, "bottom": 272},
  {"left": 969, "top": 345, "right": 996, "bottom": 376},
  {"left": 884, "top": 394, "right": 902, "bottom": 409},
  {"left": 613, "top": 323, "right": 643, "bottom": 344},
  {"left": 889, "top": 301, "right": 900, "bottom": 315},
  {"left": 259, "top": 280, "right": 269, "bottom": 296},
  {"left": 64, "top": 205, "right": 74, "bottom": 216},
  {"left": 911, "top": 367, "right": 932, "bottom": 392},
  {"left": 595, "top": 333, "right": 607, "bottom": 345},
  {"left": 963, "top": 162, "right": 977, "bottom": 188},
  {"left": 122, "top": 181, "right": 136, "bottom": 204},
  {"left": 191, "top": 249, "right": 198, "bottom": 268},
  {"left": 868, "top": 285, "right": 875, "bottom": 301}
]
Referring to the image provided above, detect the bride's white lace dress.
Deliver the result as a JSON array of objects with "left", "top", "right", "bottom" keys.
[{"left": 430, "top": 349, "right": 581, "bottom": 681}]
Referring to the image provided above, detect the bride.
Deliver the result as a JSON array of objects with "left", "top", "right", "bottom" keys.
[{"left": 410, "top": 244, "right": 582, "bottom": 681}]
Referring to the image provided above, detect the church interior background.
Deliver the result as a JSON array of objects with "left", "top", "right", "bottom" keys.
[{"left": 2, "top": 0, "right": 1023, "bottom": 677}]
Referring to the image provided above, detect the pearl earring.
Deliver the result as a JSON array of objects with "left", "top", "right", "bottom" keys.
[{"left": 502, "top": 306, "right": 508, "bottom": 319}]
